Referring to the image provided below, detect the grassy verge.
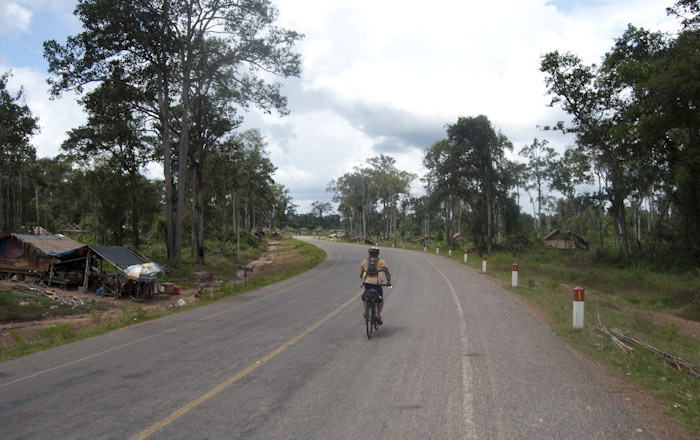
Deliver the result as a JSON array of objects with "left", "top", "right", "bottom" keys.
[
  {"left": 0, "top": 238, "right": 326, "bottom": 362},
  {"left": 390, "top": 241, "right": 700, "bottom": 434}
]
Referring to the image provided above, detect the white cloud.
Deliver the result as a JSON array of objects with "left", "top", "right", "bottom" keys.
[
  {"left": 2, "top": 65, "right": 86, "bottom": 158},
  {"left": 1, "top": 0, "right": 682, "bottom": 214},
  {"left": 0, "top": 2, "right": 32, "bottom": 36}
]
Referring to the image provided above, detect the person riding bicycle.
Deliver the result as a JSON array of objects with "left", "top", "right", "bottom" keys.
[{"left": 361, "top": 246, "right": 391, "bottom": 325}]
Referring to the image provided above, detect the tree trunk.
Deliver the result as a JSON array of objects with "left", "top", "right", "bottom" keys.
[
  {"left": 0, "top": 160, "right": 4, "bottom": 233},
  {"left": 158, "top": 69, "right": 174, "bottom": 261},
  {"left": 220, "top": 194, "right": 227, "bottom": 252},
  {"left": 196, "top": 172, "right": 205, "bottom": 265},
  {"left": 34, "top": 182, "right": 40, "bottom": 227},
  {"left": 158, "top": 0, "right": 174, "bottom": 260},
  {"left": 174, "top": 31, "right": 195, "bottom": 264},
  {"left": 190, "top": 179, "right": 196, "bottom": 258}
]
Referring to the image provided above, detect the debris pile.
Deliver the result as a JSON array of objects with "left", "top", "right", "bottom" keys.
[{"left": 43, "top": 291, "right": 93, "bottom": 307}]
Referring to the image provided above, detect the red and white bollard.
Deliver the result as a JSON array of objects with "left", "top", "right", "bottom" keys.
[
  {"left": 464, "top": 249, "right": 468, "bottom": 263},
  {"left": 573, "top": 286, "right": 585, "bottom": 329},
  {"left": 482, "top": 255, "right": 487, "bottom": 273},
  {"left": 512, "top": 263, "right": 518, "bottom": 287},
  {"left": 436, "top": 246, "right": 440, "bottom": 254},
  {"left": 448, "top": 247, "right": 452, "bottom": 257}
]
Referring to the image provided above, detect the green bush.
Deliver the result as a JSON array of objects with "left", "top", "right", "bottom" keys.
[{"left": 39, "top": 323, "right": 76, "bottom": 340}]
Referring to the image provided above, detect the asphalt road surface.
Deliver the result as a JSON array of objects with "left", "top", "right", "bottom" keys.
[{"left": 0, "top": 239, "right": 661, "bottom": 439}]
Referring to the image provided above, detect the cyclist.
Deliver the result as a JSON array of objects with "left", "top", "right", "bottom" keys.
[{"left": 361, "top": 246, "right": 391, "bottom": 325}]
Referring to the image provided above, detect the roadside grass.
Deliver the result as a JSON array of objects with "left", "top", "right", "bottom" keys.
[
  {"left": 0, "top": 238, "right": 325, "bottom": 362},
  {"left": 0, "top": 290, "right": 110, "bottom": 321},
  {"left": 399, "top": 241, "right": 700, "bottom": 434}
]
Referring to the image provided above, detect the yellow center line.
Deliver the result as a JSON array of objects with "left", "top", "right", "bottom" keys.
[{"left": 130, "top": 290, "right": 363, "bottom": 440}]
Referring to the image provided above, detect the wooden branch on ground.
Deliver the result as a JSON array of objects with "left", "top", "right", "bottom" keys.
[
  {"left": 590, "top": 316, "right": 635, "bottom": 354},
  {"left": 590, "top": 314, "right": 700, "bottom": 380}
]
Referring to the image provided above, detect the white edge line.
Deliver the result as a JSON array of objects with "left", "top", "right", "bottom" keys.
[{"left": 427, "top": 259, "right": 477, "bottom": 440}]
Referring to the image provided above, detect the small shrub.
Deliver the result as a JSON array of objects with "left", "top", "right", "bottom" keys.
[
  {"left": 659, "top": 322, "right": 680, "bottom": 340},
  {"left": 90, "top": 311, "right": 104, "bottom": 324},
  {"left": 9, "top": 331, "right": 26, "bottom": 346},
  {"left": 625, "top": 296, "right": 642, "bottom": 306},
  {"left": 545, "top": 278, "right": 561, "bottom": 289},
  {"left": 39, "top": 323, "right": 76, "bottom": 340}
]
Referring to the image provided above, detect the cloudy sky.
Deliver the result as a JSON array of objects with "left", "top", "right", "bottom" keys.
[{"left": 0, "top": 0, "right": 680, "bottom": 213}]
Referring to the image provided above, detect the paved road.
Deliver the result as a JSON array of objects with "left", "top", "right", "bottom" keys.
[{"left": 0, "top": 239, "right": 658, "bottom": 439}]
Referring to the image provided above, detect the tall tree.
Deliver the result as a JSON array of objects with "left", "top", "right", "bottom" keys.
[
  {"left": 604, "top": 11, "right": 700, "bottom": 250},
  {"left": 328, "top": 166, "right": 377, "bottom": 240},
  {"left": 368, "top": 154, "right": 415, "bottom": 241},
  {"left": 62, "top": 72, "right": 152, "bottom": 247},
  {"left": 446, "top": 115, "right": 513, "bottom": 254},
  {"left": 0, "top": 72, "right": 39, "bottom": 234},
  {"left": 311, "top": 201, "right": 333, "bottom": 227},
  {"left": 423, "top": 139, "right": 468, "bottom": 249},
  {"left": 541, "top": 51, "right": 634, "bottom": 256},
  {"left": 518, "top": 138, "right": 558, "bottom": 235},
  {"left": 45, "top": 0, "right": 302, "bottom": 263}
]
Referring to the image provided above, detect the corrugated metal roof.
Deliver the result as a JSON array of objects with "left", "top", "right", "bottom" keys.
[{"left": 88, "top": 246, "right": 149, "bottom": 268}]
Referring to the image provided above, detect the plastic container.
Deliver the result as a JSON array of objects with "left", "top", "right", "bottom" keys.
[
  {"left": 96, "top": 288, "right": 102, "bottom": 296},
  {"left": 174, "top": 285, "right": 181, "bottom": 295}
]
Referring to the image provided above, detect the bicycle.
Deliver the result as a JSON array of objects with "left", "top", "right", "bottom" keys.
[{"left": 363, "top": 284, "right": 391, "bottom": 340}]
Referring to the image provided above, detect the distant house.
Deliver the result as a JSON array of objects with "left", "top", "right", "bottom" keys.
[
  {"left": 414, "top": 235, "right": 435, "bottom": 247},
  {"left": 543, "top": 229, "right": 589, "bottom": 250},
  {"left": 452, "top": 232, "right": 467, "bottom": 243}
]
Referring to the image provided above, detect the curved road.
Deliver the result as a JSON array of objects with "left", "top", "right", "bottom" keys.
[{"left": 0, "top": 239, "right": 659, "bottom": 439}]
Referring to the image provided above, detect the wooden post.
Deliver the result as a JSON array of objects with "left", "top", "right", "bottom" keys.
[{"left": 81, "top": 250, "right": 91, "bottom": 294}]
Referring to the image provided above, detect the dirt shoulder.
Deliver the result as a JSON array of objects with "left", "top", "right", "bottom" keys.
[
  {"left": 0, "top": 241, "right": 284, "bottom": 349},
  {"left": 499, "top": 283, "right": 699, "bottom": 440}
]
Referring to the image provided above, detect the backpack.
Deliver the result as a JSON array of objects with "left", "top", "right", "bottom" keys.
[{"left": 366, "top": 257, "right": 379, "bottom": 276}]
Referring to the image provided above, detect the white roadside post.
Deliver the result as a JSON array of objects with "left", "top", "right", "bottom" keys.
[
  {"left": 448, "top": 247, "right": 452, "bottom": 257},
  {"left": 482, "top": 255, "right": 487, "bottom": 273},
  {"left": 512, "top": 263, "right": 518, "bottom": 287},
  {"left": 424, "top": 245, "right": 427, "bottom": 252},
  {"left": 573, "top": 286, "right": 585, "bottom": 329},
  {"left": 464, "top": 249, "right": 468, "bottom": 263},
  {"left": 436, "top": 246, "right": 440, "bottom": 254}
]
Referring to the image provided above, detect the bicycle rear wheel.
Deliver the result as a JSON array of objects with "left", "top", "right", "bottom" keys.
[{"left": 366, "top": 302, "right": 375, "bottom": 339}]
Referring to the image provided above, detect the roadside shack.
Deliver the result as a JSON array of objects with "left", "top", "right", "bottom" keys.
[
  {"left": 0, "top": 234, "right": 163, "bottom": 300},
  {"left": 88, "top": 246, "right": 164, "bottom": 299},
  {"left": 0, "top": 233, "right": 90, "bottom": 287}
]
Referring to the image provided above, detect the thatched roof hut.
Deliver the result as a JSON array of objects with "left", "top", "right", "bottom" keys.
[
  {"left": 0, "top": 234, "right": 88, "bottom": 276},
  {"left": 543, "top": 229, "right": 589, "bottom": 250}
]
